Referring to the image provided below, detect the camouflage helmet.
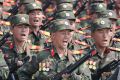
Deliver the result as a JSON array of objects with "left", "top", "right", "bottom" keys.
[
  {"left": 19, "top": 0, "right": 35, "bottom": 4},
  {"left": 116, "top": 19, "right": 120, "bottom": 26},
  {"left": 57, "top": 0, "right": 73, "bottom": 5},
  {"left": 90, "top": 3, "right": 107, "bottom": 14},
  {"left": 91, "top": 18, "right": 112, "bottom": 32},
  {"left": 57, "top": 3, "right": 73, "bottom": 12},
  {"left": 55, "top": 11, "right": 75, "bottom": 20},
  {"left": 99, "top": 10, "right": 117, "bottom": 20},
  {"left": 90, "top": 0, "right": 104, "bottom": 3},
  {"left": 10, "top": 14, "right": 30, "bottom": 26},
  {"left": 49, "top": 19, "right": 74, "bottom": 33},
  {"left": 25, "top": 2, "right": 42, "bottom": 14}
]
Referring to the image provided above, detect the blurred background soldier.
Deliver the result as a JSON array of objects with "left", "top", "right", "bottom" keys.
[{"left": 1, "top": 14, "right": 31, "bottom": 80}]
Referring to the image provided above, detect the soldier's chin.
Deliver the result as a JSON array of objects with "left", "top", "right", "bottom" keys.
[
  {"left": 33, "top": 23, "right": 41, "bottom": 27},
  {"left": 20, "top": 38, "right": 27, "bottom": 42},
  {"left": 63, "top": 43, "right": 68, "bottom": 48}
]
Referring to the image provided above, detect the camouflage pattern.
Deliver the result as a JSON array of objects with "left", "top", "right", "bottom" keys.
[
  {"left": 25, "top": 2, "right": 42, "bottom": 14},
  {"left": 57, "top": 3, "right": 73, "bottom": 12},
  {"left": 99, "top": 10, "right": 117, "bottom": 20},
  {"left": 0, "top": 50, "right": 9, "bottom": 80},
  {"left": 28, "top": 31, "right": 47, "bottom": 49},
  {"left": 57, "top": 0, "right": 73, "bottom": 5},
  {"left": 90, "top": 0, "right": 104, "bottom": 3},
  {"left": 90, "top": 3, "right": 107, "bottom": 14},
  {"left": 116, "top": 18, "right": 120, "bottom": 26},
  {"left": 86, "top": 44, "right": 120, "bottom": 80},
  {"left": 49, "top": 19, "right": 74, "bottom": 33},
  {"left": 10, "top": 14, "right": 30, "bottom": 26},
  {"left": 19, "top": 0, "right": 35, "bottom": 4},
  {"left": 91, "top": 18, "right": 112, "bottom": 32},
  {"left": 17, "top": 46, "right": 91, "bottom": 80},
  {"left": 55, "top": 11, "right": 76, "bottom": 20}
]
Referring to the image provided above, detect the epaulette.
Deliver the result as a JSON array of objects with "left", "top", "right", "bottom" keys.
[
  {"left": 78, "top": 15, "right": 91, "bottom": 21},
  {"left": 76, "top": 30, "right": 85, "bottom": 35},
  {"left": 72, "top": 50, "right": 84, "bottom": 55},
  {"left": 29, "top": 45, "right": 41, "bottom": 51},
  {"left": 73, "top": 40, "right": 89, "bottom": 46},
  {"left": 109, "top": 47, "right": 120, "bottom": 52},
  {"left": 0, "top": 21, "right": 11, "bottom": 26},
  {"left": 113, "top": 38, "right": 120, "bottom": 42},
  {"left": 39, "top": 30, "right": 50, "bottom": 37}
]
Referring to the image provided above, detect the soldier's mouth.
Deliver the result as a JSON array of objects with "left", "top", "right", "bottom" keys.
[
  {"left": 63, "top": 41, "right": 68, "bottom": 43},
  {"left": 21, "top": 34, "right": 26, "bottom": 36},
  {"left": 33, "top": 20, "right": 39, "bottom": 22}
]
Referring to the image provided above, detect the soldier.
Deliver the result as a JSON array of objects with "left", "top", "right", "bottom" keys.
[
  {"left": 17, "top": 19, "right": 91, "bottom": 80},
  {"left": 18, "top": 0, "right": 35, "bottom": 14},
  {"left": 88, "top": 18, "right": 118, "bottom": 80},
  {"left": 25, "top": 2, "right": 46, "bottom": 48},
  {"left": 1, "top": 14, "right": 31, "bottom": 80}
]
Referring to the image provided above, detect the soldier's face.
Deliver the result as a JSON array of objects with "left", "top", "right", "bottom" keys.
[
  {"left": 18, "top": 4, "right": 26, "bottom": 14},
  {"left": 51, "top": 30, "right": 73, "bottom": 49},
  {"left": 12, "top": 24, "right": 30, "bottom": 42},
  {"left": 91, "top": 28, "right": 113, "bottom": 48},
  {"left": 29, "top": 10, "right": 43, "bottom": 27}
]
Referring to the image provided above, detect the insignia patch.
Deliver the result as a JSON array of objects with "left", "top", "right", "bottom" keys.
[
  {"left": 100, "top": 20, "right": 105, "bottom": 24},
  {"left": 63, "top": 4, "right": 67, "bottom": 8},
  {"left": 21, "top": 17, "right": 26, "bottom": 21},
  {"left": 66, "top": 13, "right": 70, "bottom": 17},
  {"left": 99, "top": 4, "right": 103, "bottom": 8},
  {"left": 65, "top": 21, "right": 69, "bottom": 25},
  {"left": 32, "top": 3, "right": 37, "bottom": 7},
  {"left": 108, "top": 12, "right": 113, "bottom": 16}
]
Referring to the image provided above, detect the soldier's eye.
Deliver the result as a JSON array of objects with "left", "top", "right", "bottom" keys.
[{"left": 109, "top": 29, "right": 113, "bottom": 32}]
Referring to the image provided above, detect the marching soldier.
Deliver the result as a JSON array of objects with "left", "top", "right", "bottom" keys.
[
  {"left": 1, "top": 14, "right": 31, "bottom": 80},
  {"left": 18, "top": 0, "right": 35, "bottom": 14},
  {"left": 88, "top": 18, "right": 119, "bottom": 80},
  {"left": 0, "top": 0, "right": 10, "bottom": 80},
  {"left": 17, "top": 19, "right": 91, "bottom": 80},
  {"left": 25, "top": 2, "right": 47, "bottom": 49}
]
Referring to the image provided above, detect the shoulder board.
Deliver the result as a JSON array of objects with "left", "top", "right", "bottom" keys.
[
  {"left": 78, "top": 30, "right": 85, "bottom": 34},
  {"left": 74, "top": 40, "right": 89, "bottom": 46},
  {"left": 72, "top": 50, "right": 84, "bottom": 55},
  {"left": 113, "top": 38, "right": 120, "bottom": 42},
  {"left": 29, "top": 45, "right": 41, "bottom": 50},
  {"left": 39, "top": 30, "right": 50, "bottom": 37},
  {"left": 109, "top": 47, "right": 120, "bottom": 52},
  {"left": 78, "top": 15, "right": 91, "bottom": 21}
]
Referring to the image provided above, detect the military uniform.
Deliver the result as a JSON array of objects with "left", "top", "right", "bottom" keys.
[
  {"left": 86, "top": 18, "right": 120, "bottom": 80},
  {"left": 17, "top": 19, "right": 91, "bottom": 80},
  {"left": 25, "top": 2, "right": 47, "bottom": 49},
  {"left": 0, "top": 50, "right": 9, "bottom": 80},
  {"left": 0, "top": 14, "right": 32, "bottom": 80}
]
